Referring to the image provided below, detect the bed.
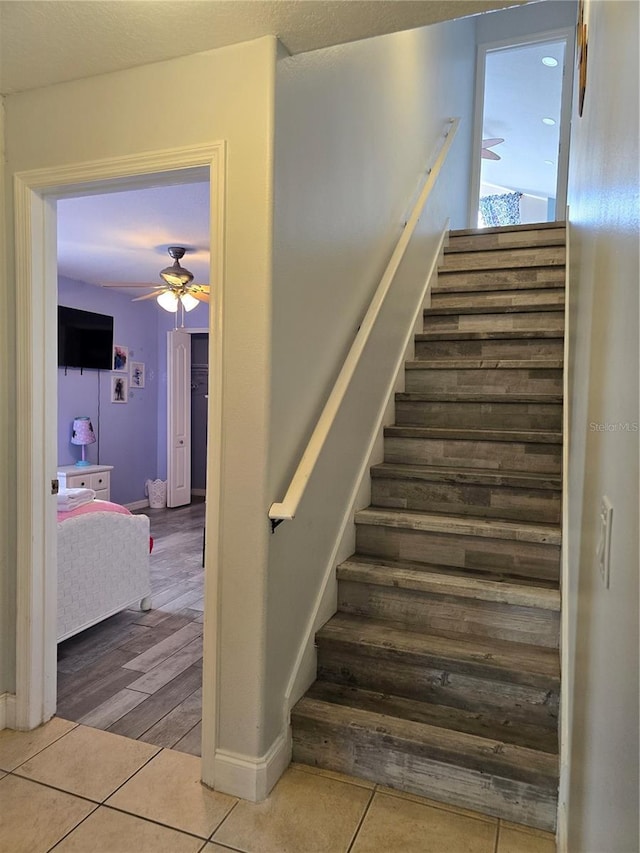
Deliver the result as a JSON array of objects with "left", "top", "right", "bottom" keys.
[{"left": 57, "top": 499, "right": 152, "bottom": 643}]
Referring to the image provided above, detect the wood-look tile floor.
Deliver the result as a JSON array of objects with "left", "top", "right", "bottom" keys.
[{"left": 56, "top": 500, "right": 205, "bottom": 756}]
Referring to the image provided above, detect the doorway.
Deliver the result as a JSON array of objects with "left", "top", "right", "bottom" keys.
[
  {"left": 471, "top": 29, "right": 575, "bottom": 227},
  {"left": 14, "top": 145, "right": 224, "bottom": 788}
]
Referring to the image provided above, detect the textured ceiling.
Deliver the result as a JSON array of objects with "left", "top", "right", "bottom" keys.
[{"left": 0, "top": 0, "right": 527, "bottom": 95}]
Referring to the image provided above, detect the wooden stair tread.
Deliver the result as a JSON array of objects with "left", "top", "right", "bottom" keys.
[
  {"left": 346, "top": 554, "right": 560, "bottom": 591},
  {"left": 426, "top": 303, "right": 564, "bottom": 317},
  {"left": 406, "top": 358, "right": 563, "bottom": 369},
  {"left": 417, "top": 329, "right": 564, "bottom": 341},
  {"left": 304, "top": 682, "right": 559, "bottom": 755},
  {"left": 318, "top": 613, "right": 560, "bottom": 687},
  {"left": 383, "top": 425, "right": 562, "bottom": 444},
  {"left": 337, "top": 557, "right": 560, "bottom": 610},
  {"left": 396, "top": 391, "right": 563, "bottom": 404},
  {"left": 371, "top": 462, "right": 562, "bottom": 489},
  {"left": 354, "top": 508, "right": 561, "bottom": 545},
  {"left": 449, "top": 222, "right": 565, "bottom": 238},
  {"left": 414, "top": 329, "right": 564, "bottom": 349}
]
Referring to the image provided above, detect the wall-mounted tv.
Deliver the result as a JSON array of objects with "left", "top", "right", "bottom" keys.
[{"left": 58, "top": 306, "right": 114, "bottom": 370}]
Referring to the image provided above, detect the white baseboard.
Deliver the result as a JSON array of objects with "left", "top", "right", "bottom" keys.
[
  {"left": 125, "top": 499, "right": 150, "bottom": 511},
  {"left": 0, "top": 693, "right": 16, "bottom": 730},
  {"left": 556, "top": 799, "right": 567, "bottom": 852},
  {"left": 191, "top": 489, "right": 206, "bottom": 497},
  {"left": 211, "top": 728, "right": 291, "bottom": 801}
]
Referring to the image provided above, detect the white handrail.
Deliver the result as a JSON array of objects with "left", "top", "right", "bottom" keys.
[{"left": 269, "top": 117, "right": 460, "bottom": 527}]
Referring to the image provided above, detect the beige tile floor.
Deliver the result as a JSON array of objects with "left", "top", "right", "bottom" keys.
[{"left": 0, "top": 718, "right": 557, "bottom": 853}]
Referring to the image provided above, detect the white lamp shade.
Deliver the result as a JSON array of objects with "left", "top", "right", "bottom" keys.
[
  {"left": 180, "top": 292, "right": 199, "bottom": 312},
  {"left": 157, "top": 291, "right": 179, "bottom": 312},
  {"left": 71, "top": 417, "right": 96, "bottom": 446}
]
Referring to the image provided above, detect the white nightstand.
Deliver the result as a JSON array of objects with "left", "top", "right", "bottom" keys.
[{"left": 57, "top": 464, "right": 113, "bottom": 502}]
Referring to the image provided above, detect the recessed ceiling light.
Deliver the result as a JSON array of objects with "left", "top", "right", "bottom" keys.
[
  {"left": 542, "top": 117, "right": 556, "bottom": 126},
  {"left": 542, "top": 56, "right": 559, "bottom": 67},
  {"left": 544, "top": 160, "right": 555, "bottom": 166}
]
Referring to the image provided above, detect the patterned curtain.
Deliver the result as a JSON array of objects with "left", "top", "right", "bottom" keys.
[{"left": 479, "top": 192, "right": 522, "bottom": 227}]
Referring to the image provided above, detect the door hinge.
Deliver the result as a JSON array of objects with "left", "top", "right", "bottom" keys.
[{"left": 51, "top": 478, "right": 59, "bottom": 495}]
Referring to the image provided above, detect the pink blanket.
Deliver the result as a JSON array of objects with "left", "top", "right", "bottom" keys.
[{"left": 57, "top": 499, "right": 131, "bottom": 524}]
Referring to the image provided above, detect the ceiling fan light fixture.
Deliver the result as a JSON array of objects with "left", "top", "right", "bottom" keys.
[
  {"left": 157, "top": 290, "right": 179, "bottom": 313},
  {"left": 180, "top": 293, "right": 199, "bottom": 312}
]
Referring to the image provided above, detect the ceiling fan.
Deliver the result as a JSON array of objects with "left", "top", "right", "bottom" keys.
[
  {"left": 102, "top": 246, "right": 210, "bottom": 313},
  {"left": 481, "top": 138, "right": 505, "bottom": 161}
]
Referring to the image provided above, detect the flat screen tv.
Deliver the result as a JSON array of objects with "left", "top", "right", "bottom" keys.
[{"left": 58, "top": 306, "right": 114, "bottom": 370}]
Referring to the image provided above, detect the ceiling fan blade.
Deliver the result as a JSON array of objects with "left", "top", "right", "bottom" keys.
[
  {"left": 101, "top": 283, "right": 163, "bottom": 289},
  {"left": 132, "top": 290, "right": 166, "bottom": 302},
  {"left": 482, "top": 138, "right": 504, "bottom": 148},
  {"left": 189, "top": 284, "right": 210, "bottom": 294},
  {"left": 191, "top": 291, "right": 209, "bottom": 303},
  {"left": 481, "top": 150, "right": 501, "bottom": 161}
]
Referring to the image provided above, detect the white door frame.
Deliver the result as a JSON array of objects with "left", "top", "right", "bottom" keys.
[
  {"left": 13, "top": 142, "right": 225, "bottom": 787},
  {"left": 469, "top": 27, "right": 575, "bottom": 228}
]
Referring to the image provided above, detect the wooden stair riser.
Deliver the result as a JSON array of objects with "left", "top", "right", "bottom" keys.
[
  {"left": 371, "top": 476, "right": 561, "bottom": 523},
  {"left": 424, "top": 311, "right": 564, "bottom": 335},
  {"left": 435, "top": 266, "right": 564, "bottom": 293},
  {"left": 440, "top": 245, "right": 565, "bottom": 273},
  {"left": 447, "top": 225, "right": 565, "bottom": 253},
  {"left": 337, "top": 580, "right": 559, "bottom": 648},
  {"left": 429, "top": 288, "right": 564, "bottom": 315},
  {"left": 355, "top": 525, "right": 560, "bottom": 582},
  {"left": 395, "top": 400, "right": 563, "bottom": 431},
  {"left": 316, "top": 644, "right": 559, "bottom": 729},
  {"left": 305, "top": 681, "right": 559, "bottom": 753},
  {"left": 384, "top": 436, "right": 562, "bottom": 475},
  {"left": 405, "top": 367, "right": 563, "bottom": 396},
  {"left": 414, "top": 337, "right": 564, "bottom": 361},
  {"left": 291, "top": 718, "right": 557, "bottom": 832}
]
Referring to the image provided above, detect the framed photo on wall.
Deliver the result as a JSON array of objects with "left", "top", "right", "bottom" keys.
[
  {"left": 111, "top": 375, "right": 128, "bottom": 403},
  {"left": 112, "top": 345, "right": 128, "bottom": 372},
  {"left": 130, "top": 361, "right": 145, "bottom": 389}
]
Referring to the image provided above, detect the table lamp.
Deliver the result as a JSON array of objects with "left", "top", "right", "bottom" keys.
[{"left": 71, "top": 417, "right": 96, "bottom": 467}]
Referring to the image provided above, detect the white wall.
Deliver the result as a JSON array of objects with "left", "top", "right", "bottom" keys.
[
  {"left": 266, "top": 18, "right": 475, "bottom": 746},
  {"left": 0, "top": 96, "right": 10, "bottom": 696},
  {"left": 476, "top": 0, "right": 577, "bottom": 44},
  {"left": 1, "top": 38, "right": 276, "bottom": 764},
  {"left": 564, "top": 2, "right": 639, "bottom": 850}
]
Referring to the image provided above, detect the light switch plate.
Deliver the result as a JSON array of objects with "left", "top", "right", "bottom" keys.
[{"left": 596, "top": 495, "right": 613, "bottom": 588}]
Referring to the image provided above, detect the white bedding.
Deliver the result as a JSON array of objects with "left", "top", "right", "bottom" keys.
[{"left": 57, "top": 510, "right": 151, "bottom": 642}]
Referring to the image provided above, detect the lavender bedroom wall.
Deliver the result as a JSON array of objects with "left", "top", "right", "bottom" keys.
[{"left": 58, "top": 276, "right": 159, "bottom": 505}]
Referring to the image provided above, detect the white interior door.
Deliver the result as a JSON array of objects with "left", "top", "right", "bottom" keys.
[{"left": 167, "top": 329, "right": 191, "bottom": 507}]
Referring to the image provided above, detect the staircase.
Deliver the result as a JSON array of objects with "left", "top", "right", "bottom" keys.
[{"left": 291, "top": 222, "right": 565, "bottom": 832}]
